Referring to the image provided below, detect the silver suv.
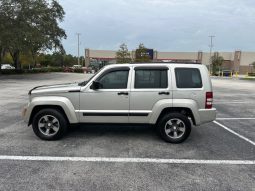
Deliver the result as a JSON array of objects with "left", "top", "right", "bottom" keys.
[{"left": 22, "top": 63, "right": 216, "bottom": 143}]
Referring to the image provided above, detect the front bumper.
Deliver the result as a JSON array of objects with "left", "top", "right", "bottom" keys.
[{"left": 198, "top": 108, "right": 216, "bottom": 124}]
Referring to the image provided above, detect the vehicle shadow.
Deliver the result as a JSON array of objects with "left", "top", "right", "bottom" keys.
[{"left": 66, "top": 124, "right": 159, "bottom": 139}]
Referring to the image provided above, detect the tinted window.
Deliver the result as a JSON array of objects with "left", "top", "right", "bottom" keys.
[
  {"left": 175, "top": 68, "right": 202, "bottom": 88},
  {"left": 98, "top": 70, "right": 129, "bottom": 89},
  {"left": 135, "top": 69, "right": 168, "bottom": 89}
]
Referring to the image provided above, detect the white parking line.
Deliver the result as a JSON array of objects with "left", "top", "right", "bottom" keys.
[
  {"left": 216, "top": 118, "right": 255, "bottom": 120},
  {"left": 213, "top": 121, "right": 255, "bottom": 146},
  {"left": 0, "top": 155, "right": 254, "bottom": 165}
]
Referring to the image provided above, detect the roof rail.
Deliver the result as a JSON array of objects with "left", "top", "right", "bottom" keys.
[{"left": 130, "top": 62, "right": 202, "bottom": 64}]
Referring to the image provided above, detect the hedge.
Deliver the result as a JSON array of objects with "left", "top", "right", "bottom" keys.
[
  {"left": 73, "top": 68, "right": 84, "bottom": 73},
  {"left": 0, "top": 67, "right": 84, "bottom": 75},
  {"left": 248, "top": 73, "right": 255, "bottom": 76},
  {"left": 0, "top": 69, "right": 24, "bottom": 75}
]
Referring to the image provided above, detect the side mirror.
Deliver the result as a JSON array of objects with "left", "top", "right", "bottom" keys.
[{"left": 91, "top": 81, "right": 102, "bottom": 90}]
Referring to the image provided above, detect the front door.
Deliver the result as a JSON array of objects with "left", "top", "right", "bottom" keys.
[{"left": 79, "top": 67, "right": 131, "bottom": 123}]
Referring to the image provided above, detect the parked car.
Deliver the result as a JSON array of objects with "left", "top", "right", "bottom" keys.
[
  {"left": 222, "top": 70, "right": 232, "bottom": 77},
  {"left": 63, "top": 67, "right": 74, "bottom": 73},
  {"left": 71, "top": 65, "right": 82, "bottom": 69},
  {"left": 1, "top": 64, "right": 15, "bottom": 70},
  {"left": 82, "top": 67, "right": 93, "bottom": 73},
  {"left": 22, "top": 63, "right": 216, "bottom": 143}
]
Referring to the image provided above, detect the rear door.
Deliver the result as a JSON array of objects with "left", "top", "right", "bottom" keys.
[
  {"left": 172, "top": 66, "right": 206, "bottom": 109},
  {"left": 129, "top": 66, "right": 172, "bottom": 123}
]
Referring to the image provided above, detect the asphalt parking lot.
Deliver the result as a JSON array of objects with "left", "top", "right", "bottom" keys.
[{"left": 0, "top": 73, "right": 254, "bottom": 191}]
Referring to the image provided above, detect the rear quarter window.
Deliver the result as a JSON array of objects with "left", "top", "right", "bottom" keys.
[{"left": 175, "top": 68, "right": 202, "bottom": 88}]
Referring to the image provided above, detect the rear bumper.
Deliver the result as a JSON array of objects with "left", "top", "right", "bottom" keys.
[{"left": 198, "top": 108, "right": 216, "bottom": 125}]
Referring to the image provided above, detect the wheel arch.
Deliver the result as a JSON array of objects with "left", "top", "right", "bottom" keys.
[
  {"left": 156, "top": 107, "right": 196, "bottom": 125},
  {"left": 29, "top": 105, "right": 69, "bottom": 126},
  {"left": 27, "top": 96, "right": 78, "bottom": 126}
]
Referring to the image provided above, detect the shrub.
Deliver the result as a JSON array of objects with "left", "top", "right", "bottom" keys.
[
  {"left": 0, "top": 67, "right": 64, "bottom": 74},
  {"left": 0, "top": 69, "right": 24, "bottom": 74},
  {"left": 0, "top": 67, "right": 84, "bottom": 74},
  {"left": 73, "top": 68, "right": 84, "bottom": 73},
  {"left": 248, "top": 73, "right": 255, "bottom": 76},
  {"left": 27, "top": 67, "right": 64, "bottom": 73},
  {"left": 47, "top": 67, "right": 64, "bottom": 72},
  {"left": 29, "top": 68, "right": 47, "bottom": 73}
]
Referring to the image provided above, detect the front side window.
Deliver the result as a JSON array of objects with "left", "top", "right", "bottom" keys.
[
  {"left": 98, "top": 70, "right": 129, "bottom": 89},
  {"left": 175, "top": 68, "right": 202, "bottom": 88},
  {"left": 135, "top": 69, "right": 168, "bottom": 89}
]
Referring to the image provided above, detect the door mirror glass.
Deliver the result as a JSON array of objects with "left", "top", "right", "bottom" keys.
[{"left": 91, "top": 81, "right": 102, "bottom": 90}]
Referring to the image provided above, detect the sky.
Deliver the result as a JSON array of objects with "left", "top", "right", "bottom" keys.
[{"left": 60, "top": 0, "right": 255, "bottom": 55}]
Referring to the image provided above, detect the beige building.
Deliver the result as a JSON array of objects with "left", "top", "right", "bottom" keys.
[{"left": 85, "top": 49, "right": 255, "bottom": 74}]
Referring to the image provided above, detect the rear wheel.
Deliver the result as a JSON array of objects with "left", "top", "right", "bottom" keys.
[
  {"left": 157, "top": 113, "right": 191, "bottom": 143},
  {"left": 32, "top": 108, "right": 68, "bottom": 140}
]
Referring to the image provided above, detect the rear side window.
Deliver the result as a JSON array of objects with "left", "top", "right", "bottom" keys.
[
  {"left": 135, "top": 69, "right": 168, "bottom": 89},
  {"left": 175, "top": 68, "right": 202, "bottom": 88}
]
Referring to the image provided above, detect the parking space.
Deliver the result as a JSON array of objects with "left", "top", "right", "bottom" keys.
[
  {"left": 212, "top": 78, "right": 255, "bottom": 144},
  {"left": 0, "top": 74, "right": 254, "bottom": 190},
  {"left": 214, "top": 120, "right": 255, "bottom": 143}
]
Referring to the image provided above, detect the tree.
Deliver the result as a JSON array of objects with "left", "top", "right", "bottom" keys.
[
  {"left": 27, "top": 0, "right": 66, "bottom": 67},
  {"left": 0, "top": 0, "right": 66, "bottom": 69},
  {"left": 135, "top": 43, "right": 151, "bottom": 63},
  {"left": 211, "top": 54, "right": 224, "bottom": 75},
  {"left": 64, "top": 54, "right": 78, "bottom": 67},
  {"left": 0, "top": 47, "right": 6, "bottom": 73},
  {"left": 252, "top": 61, "right": 255, "bottom": 70},
  {"left": 38, "top": 53, "right": 78, "bottom": 67},
  {"left": 116, "top": 43, "right": 131, "bottom": 63},
  {"left": 0, "top": 0, "right": 15, "bottom": 70}
]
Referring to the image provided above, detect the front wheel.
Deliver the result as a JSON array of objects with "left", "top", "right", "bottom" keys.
[
  {"left": 157, "top": 113, "right": 191, "bottom": 143},
  {"left": 32, "top": 108, "right": 68, "bottom": 140}
]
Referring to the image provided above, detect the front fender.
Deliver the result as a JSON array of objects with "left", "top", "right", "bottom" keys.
[{"left": 24, "top": 96, "right": 78, "bottom": 124}]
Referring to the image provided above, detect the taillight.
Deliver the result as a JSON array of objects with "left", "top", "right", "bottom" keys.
[{"left": 205, "top": 92, "right": 213, "bottom": 109}]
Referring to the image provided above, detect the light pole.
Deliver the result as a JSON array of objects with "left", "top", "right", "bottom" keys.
[
  {"left": 209, "top": 35, "right": 215, "bottom": 74},
  {"left": 76, "top": 33, "right": 81, "bottom": 66}
]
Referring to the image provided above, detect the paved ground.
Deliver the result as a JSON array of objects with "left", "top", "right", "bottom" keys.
[{"left": 0, "top": 73, "right": 254, "bottom": 191}]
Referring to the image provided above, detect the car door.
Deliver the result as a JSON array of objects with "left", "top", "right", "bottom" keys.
[
  {"left": 79, "top": 67, "right": 131, "bottom": 123},
  {"left": 129, "top": 66, "right": 172, "bottom": 123}
]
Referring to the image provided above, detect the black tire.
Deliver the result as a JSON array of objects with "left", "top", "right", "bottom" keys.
[
  {"left": 32, "top": 108, "right": 68, "bottom": 140},
  {"left": 157, "top": 113, "right": 191, "bottom": 143}
]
